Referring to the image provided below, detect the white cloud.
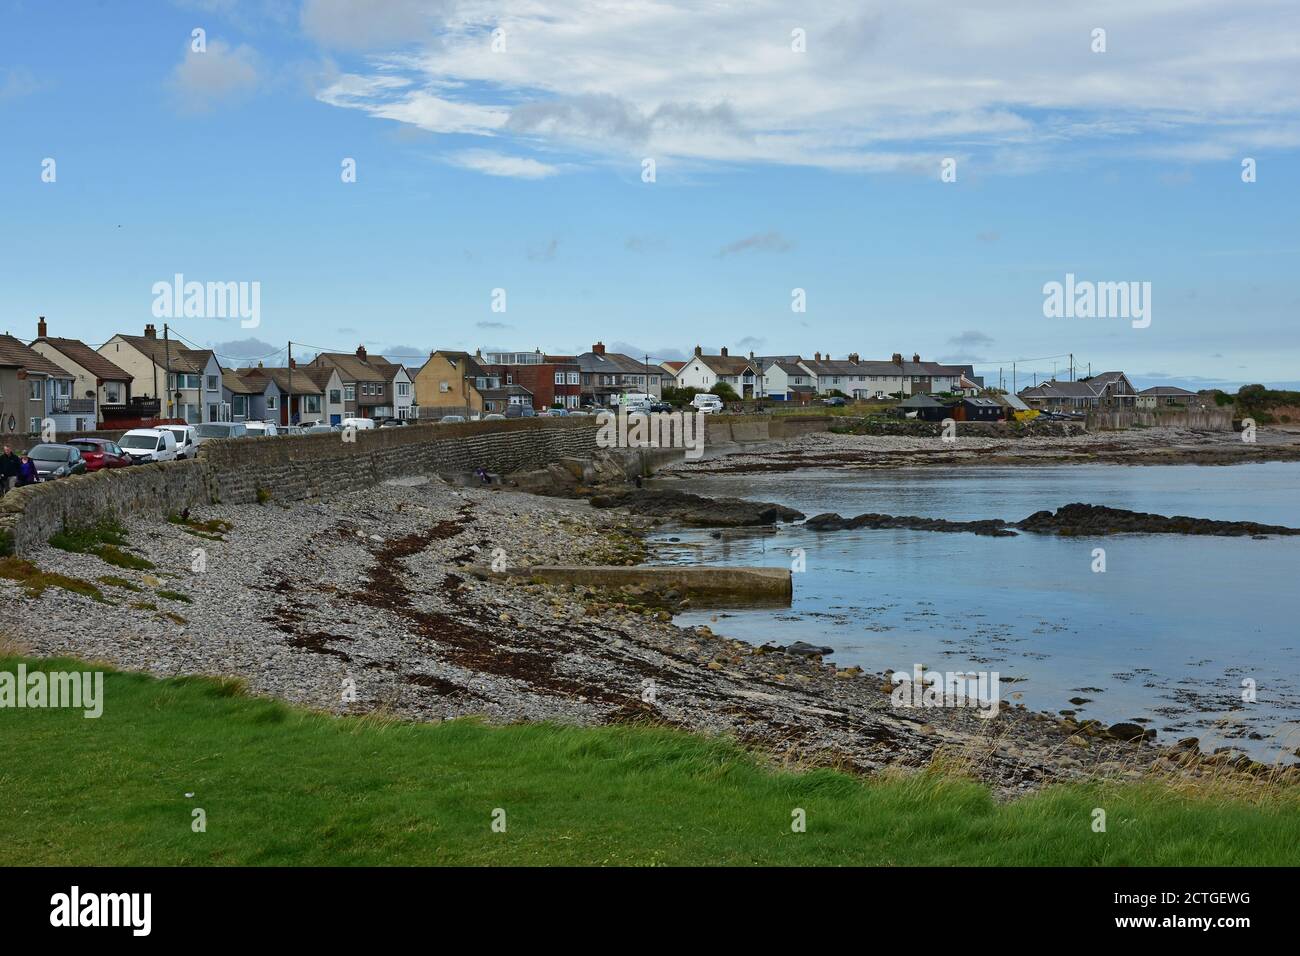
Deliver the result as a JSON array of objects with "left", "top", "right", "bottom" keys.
[
  {"left": 447, "top": 149, "right": 559, "bottom": 178},
  {"left": 308, "top": 0, "right": 1300, "bottom": 174},
  {"left": 169, "top": 39, "right": 260, "bottom": 112},
  {"left": 0, "top": 67, "right": 41, "bottom": 101}
]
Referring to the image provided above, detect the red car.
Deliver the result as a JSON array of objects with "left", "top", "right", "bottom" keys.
[{"left": 66, "top": 438, "right": 132, "bottom": 470}]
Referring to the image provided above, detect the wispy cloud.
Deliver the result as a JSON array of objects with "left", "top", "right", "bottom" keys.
[
  {"left": 717, "top": 231, "right": 793, "bottom": 257},
  {"left": 447, "top": 150, "right": 559, "bottom": 179}
]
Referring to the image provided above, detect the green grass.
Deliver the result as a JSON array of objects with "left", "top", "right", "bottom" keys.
[
  {"left": 2, "top": 656, "right": 1298, "bottom": 866},
  {"left": 156, "top": 589, "right": 192, "bottom": 603},
  {"left": 0, "top": 559, "right": 104, "bottom": 601},
  {"left": 49, "top": 521, "right": 155, "bottom": 571}
]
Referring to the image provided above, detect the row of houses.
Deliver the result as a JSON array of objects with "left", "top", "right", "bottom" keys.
[{"left": 0, "top": 317, "right": 1202, "bottom": 432}]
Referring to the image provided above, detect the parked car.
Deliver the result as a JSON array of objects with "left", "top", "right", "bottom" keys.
[
  {"left": 649, "top": 401, "right": 672, "bottom": 413},
  {"left": 118, "top": 428, "right": 178, "bottom": 463},
  {"left": 540, "top": 407, "right": 565, "bottom": 417},
  {"left": 66, "top": 438, "right": 131, "bottom": 471},
  {"left": 304, "top": 424, "right": 338, "bottom": 434},
  {"left": 822, "top": 396, "right": 847, "bottom": 407},
  {"left": 566, "top": 410, "right": 591, "bottom": 417},
  {"left": 482, "top": 413, "right": 506, "bottom": 421},
  {"left": 691, "top": 393, "right": 724, "bottom": 413},
  {"left": 438, "top": 415, "right": 466, "bottom": 424},
  {"left": 27, "top": 443, "right": 87, "bottom": 481},
  {"left": 340, "top": 417, "right": 375, "bottom": 431},
  {"left": 503, "top": 405, "right": 535, "bottom": 418},
  {"left": 195, "top": 422, "right": 248, "bottom": 441},
  {"left": 158, "top": 423, "right": 201, "bottom": 459},
  {"left": 377, "top": 418, "right": 408, "bottom": 428},
  {"left": 281, "top": 425, "right": 305, "bottom": 437}
]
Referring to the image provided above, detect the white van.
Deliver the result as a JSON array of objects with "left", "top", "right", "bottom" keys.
[
  {"left": 244, "top": 421, "right": 279, "bottom": 438},
  {"left": 690, "top": 393, "right": 724, "bottom": 413},
  {"left": 119, "top": 428, "right": 178, "bottom": 463},
  {"left": 158, "top": 424, "right": 200, "bottom": 459},
  {"left": 341, "top": 417, "right": 375, "bottom": 431}
]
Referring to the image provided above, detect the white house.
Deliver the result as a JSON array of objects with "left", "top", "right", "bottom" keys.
[{"left": 673, "top": 346, "right": 760, "bottom": 397}]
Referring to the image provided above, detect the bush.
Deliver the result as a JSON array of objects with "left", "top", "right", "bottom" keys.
[{"left": 710, "top": 383, "right": 740, "bottom": 402}]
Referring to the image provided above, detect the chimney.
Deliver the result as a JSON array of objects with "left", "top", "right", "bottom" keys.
[
  {"left": 720, "top": 346, "right": 728, "bottom": 357},
  {"left": 288, "top": 358, "right": 296, "bottom": 369},
  {"left": 694, "top": 345, "right": 702, "bottom": 357},
  {"left": 848, "top": 352, "right": 859, "bottom": 364},
  {"left": 144, "top": 323, "right": 157, "bottom": 339},
  {"left": 356, "top": 344, "right": 368, "bottom": 362},
  {"left": 749, "top": 350, "right": 755, "bottom": 360},
  {"left": 891, "top": 352, "right": 903, "bottom": 365},
  {"left": 593, "top": 342, "right": 606, "bottom": 356},
  {"left": 37, "top": 316, "right": 47, "bottom": 338},
  {"left": 814, "top": 351, "right": 821, "bottom": 361},
  {"left": 913, "top": 353, "right": 921, "bottom": 363}
]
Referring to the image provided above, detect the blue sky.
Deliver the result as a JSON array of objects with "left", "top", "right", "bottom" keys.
[{"left": 2, "top": 0, "right": 1298, "bottom": 389}]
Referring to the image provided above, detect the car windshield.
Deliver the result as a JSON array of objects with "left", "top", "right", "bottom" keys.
[
  {"left": 68, "top": 441, "right": 100, "bottom": 452},
  {"left": 27, "top": 444, "right": 67, "bottom": 462},
  {"left": 120, "top": 434, "right": 159, "bottom": 449},
  {"left": 195, "top": 424, "right": 234, "bottom": 438}
]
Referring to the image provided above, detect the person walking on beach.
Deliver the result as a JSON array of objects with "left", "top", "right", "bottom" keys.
[{"left": 0, "top": 445, "right": 19, "bottom": 496}]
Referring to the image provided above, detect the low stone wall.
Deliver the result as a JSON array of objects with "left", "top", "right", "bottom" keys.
[{"left": 0, "top": 414, "right": 835, "bottom": 558}]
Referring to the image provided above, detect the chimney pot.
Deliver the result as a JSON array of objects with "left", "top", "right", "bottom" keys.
[
  {"left": 814, "top": 351, "right": 821, "bottom": 361},
  {"left": 593, "top": 341, "right": 606, "bottom": 356},
  {"left": 356, "top": 344, "right": 367, "bottom": 361},
  {"left": 37, "top": 316, "right": 47, "bottom": 338},
  {"left": 891, "top": 352, "right": 903, "bottom": 365},
  {"left": 144, "top": 323, "right": 157, "bottom": 339},
  {"left": 694, "top": 345, "right": 702, "bottom": 357},
  {"left": 913, "top": 353, "right": 920, "bottom": 363},
  {"left": 720, "top": 346, "right": 728, "bottom": 357}
]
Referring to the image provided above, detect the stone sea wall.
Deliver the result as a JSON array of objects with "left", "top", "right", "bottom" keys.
[{"left": 0, "top": 414, "right": 834, "bottom": 557}]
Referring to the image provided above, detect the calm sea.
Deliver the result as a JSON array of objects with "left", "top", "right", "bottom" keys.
[{"left": 649, "top": 462, "right": 1300, "bottom": 760}]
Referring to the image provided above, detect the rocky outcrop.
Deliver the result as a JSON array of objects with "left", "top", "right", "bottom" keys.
[
  {"left": 804, "top": 512, "right": 1017, "bottom": 536},
  {"left": 797, "top": 502, "right": 1300, "bottom": 538},
  {"left": 1015, "top": 503, "right": 1300, "bottom": 537},
  {"left": 588, "top": 489, "right": 804, "bottom": 527}
]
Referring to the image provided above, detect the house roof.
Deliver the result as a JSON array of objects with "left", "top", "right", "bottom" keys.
[
  {"left": 963, "top": 397, "right": 1002, "bottom": 408},
  {"left": 0, "top": 334, "right": 76, "bottom": 377},
  {"left": 692, "top": 353, "right": 756, "bottom": 376},
  {"left": 898, "top": 394, "right": 947, "bottom": 408},
  {"left": 35, "top": 337, "right": 132, "bottom": 382},
  {"left": 222, "top": 370, "right": 265, "bottom": 395},
  {"left": 300, "top": 365, "right": 340, "bottom": 391},
  {"left": 481, "top": 384, "right": 534, "bottom": 399},
  {"left": 661, "top": 361, "right": 686, "bottom": 372},
  {"left": 311, "top": 351, "right": 387, "bottom": 383},
  {"left": 426, "top": 350, "right": 490, "bottom": 381},
  {"left": 993, "top": 392, "right": 1032, "bottom": 411},
  {"left": 111, "top": 335, "right": 213, "bottom": 374},
  {"left": 1140, "top": 385, "right": 1196, "bottom": 396},
  {"left": 1020, "top": 380, "right": 1100, "bottom": 399},
  {"left": 242, "top": 367, "right": 323, "bottom": 395}
]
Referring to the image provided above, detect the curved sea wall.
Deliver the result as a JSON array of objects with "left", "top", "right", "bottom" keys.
[{"left": 0, "top": 414, "right": 832, "bottom": 557}]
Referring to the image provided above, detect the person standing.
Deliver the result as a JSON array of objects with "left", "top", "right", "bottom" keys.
[
  {"left": 0, "top": 445, "right": 19, "bottom": 496},
  {"left": 16, "top": 454, "right": 37, "bottom": 487}
]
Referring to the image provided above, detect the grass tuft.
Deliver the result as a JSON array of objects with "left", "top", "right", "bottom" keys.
[{"left": 0, "top": 558, "right": 104, "bottom": 601}]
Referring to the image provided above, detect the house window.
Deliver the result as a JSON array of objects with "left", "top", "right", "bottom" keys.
[
  {"left": 344, "top": 385, "right": 356, "bottom": 401},
  {"left": 329, "top": 389, "right": 341, "bottom": 404},
  {"left": 554, "top": 371, "right": 564, "bottom": 385},
  {"left": 304, "top": 395, "right": 321, "bottom": 413},
  {"left": 104, "top": 382, "right": 122, "bottom": 403},
  {"left": 397, "top": 382, "right": 409, "bottom": 397},
  {"left": 232, "top": 395, "right": 248, "bottom": 417},
  {"left": 29, "top": 417, "right": 40, "bottom": 433},
  {"left": 57, "top": 379, "right": 72, "bottom": 398},
  {"left": 29, "top": 379, "right": 43, "bottom": 400},
  {"left": 267, "top": 395, "right": 277, "bottom": 410},
  {"left": 207, "top": 375, "right": 218, "bottom": 391}
]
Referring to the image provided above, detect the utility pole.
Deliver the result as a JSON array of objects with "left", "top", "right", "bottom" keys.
[
  {"left": 1012, "top": 361, "right": 1016, "bottom": 393},
  {"left": 286, "top": 341, "right": 293, "bottom": 426},
  {"left": 1070, "top": 353, "right": 1074, "bottom": 381},
  {"left": 163, "top": 323, "right": 173, "bottom": 422}
]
